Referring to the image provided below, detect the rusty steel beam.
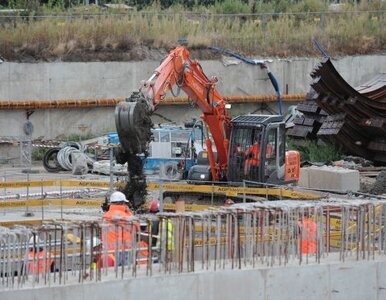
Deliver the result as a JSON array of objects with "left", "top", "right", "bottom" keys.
[
  {"left": 0, "top": 94, "right": 305, "bottom": 110},
  {"left": 310, "top": 58, "right": 386, "bottom": 163}
]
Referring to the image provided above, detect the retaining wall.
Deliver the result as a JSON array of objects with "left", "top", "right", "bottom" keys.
[
  {"left": 0, "top": 55, "right": 385, "bottom": 139},
  {"left": 1, "top": 259, "right": 386, "bottom": 300}
]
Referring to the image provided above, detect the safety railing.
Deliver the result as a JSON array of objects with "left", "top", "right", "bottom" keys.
[{"left": 1, "top": 198, "right": 386, "bottom": 290}]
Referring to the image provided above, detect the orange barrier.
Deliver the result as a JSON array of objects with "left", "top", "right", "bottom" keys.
[{"left": 0, "top": 94, "right": 305, "bottom": 110}]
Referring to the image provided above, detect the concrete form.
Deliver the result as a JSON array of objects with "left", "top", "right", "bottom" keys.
[
  {"left": 298, "top": 166, "right": 360, "bottom": 192},
  {"left": 1, "top": 258, "right": 386, "bottom": 300}
]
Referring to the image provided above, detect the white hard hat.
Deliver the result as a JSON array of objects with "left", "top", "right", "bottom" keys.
[
  {"left": 110, "top": 191, "right": 128, "bottom": 203},
  {"left": 86, "top": 237, "right": 101, "bottom": 249},
  {"left": 28, "top": 236, "right": 42, "bottom": 248}
]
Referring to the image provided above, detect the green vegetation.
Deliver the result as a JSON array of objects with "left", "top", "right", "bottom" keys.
[
  {"left": 64, "top": 133, "right": 95, "bottom": 142},
  {"left": 32, "top": 147, "right": 47, "bottom": 161},
  {"left": 288, "top": 139, "right": 342, "bottom": 163},
  {"left": 0, "top": 1, "right": 385, "bottom": 60}
]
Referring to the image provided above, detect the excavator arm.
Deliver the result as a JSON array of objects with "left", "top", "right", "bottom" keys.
[{"left": 116, "top": 46, "right": 231, "bottom": 182}]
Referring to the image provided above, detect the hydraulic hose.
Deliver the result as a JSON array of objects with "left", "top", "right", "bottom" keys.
[{"left": 209, "top": 46, "right": 283, "bottom": 115}]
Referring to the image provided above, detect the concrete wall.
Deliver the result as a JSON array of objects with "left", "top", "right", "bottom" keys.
[
  {"left": 1, "top": 55, "right": 385, "bottom": 101},
  {"left": 0, "top": 55, "right": 385, "bottom": 139},
  {"left": 2, "top": 259, "right": 386, "bottom": 300},
  {"left": 0, "top": 102, "right": 290, "bottom": 139}
]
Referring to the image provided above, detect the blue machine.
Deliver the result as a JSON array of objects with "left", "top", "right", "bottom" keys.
[{"left": 109, "top": 125, "right": 204, "bottom": 175}]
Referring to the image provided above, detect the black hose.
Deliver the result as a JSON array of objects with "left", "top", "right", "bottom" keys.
[{"left": 42, "top": 148, "right": 62, "bottom": 173}]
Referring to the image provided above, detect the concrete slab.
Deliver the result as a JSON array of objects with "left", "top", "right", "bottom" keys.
[{"left": 299, "top": 166, "right": 360, "bottom": 192}]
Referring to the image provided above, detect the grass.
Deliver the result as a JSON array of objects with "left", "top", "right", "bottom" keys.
[
  {"left": 287, "top": 139, "right": 342, "bottom": 163},
  {"left": 0, "top": 2, "right": 385, "bottom": 61}
]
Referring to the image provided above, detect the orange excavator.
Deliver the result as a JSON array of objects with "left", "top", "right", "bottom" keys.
[{"left": 115, "top": 46, "right": 300, "bottom": 207}]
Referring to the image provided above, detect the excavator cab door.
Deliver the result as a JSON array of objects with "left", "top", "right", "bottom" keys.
[
  {"left": 261, "top": 122, "right": 286, "bottom": 183},
  {"left": 227, "top": 125, "right": 263, "bottom": 182}
]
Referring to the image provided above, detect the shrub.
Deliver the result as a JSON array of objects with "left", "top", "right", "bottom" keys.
[
  {"left": 210, "top": 0, "right": 250, "bottom": 14},
  {"left": 287, "top": 139, "right": 342, "bottom": 163}
]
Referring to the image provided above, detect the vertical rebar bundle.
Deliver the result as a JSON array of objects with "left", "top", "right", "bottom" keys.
[{"left": 1, "top": 198, "right": 386, "bottom": 290}]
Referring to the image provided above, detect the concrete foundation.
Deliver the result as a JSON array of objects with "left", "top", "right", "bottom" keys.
[
  {"left": 298, "top": 166, "right": 360, "bottom": 192},
  {"left": 1, "top": 259, "right": 386, "bottom": 300}
]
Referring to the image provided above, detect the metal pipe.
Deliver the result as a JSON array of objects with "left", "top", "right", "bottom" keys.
[{"left": 0, "top": 94, "right": 306, "bottom": 110}]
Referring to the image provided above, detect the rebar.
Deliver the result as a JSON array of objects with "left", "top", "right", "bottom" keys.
[{"left": 1, "top": 198, "right": 386, "bottom": 290}]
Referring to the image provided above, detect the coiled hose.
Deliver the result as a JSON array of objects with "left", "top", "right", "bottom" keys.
[
  {"left": 57, "top": 146, "right": 82, "bottom": 171},
  {"left": 42, "top": 142, "right": 92, "bottom": 172}
]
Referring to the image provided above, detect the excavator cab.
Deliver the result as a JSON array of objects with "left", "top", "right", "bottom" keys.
[{"left": 227, "top": 115, "right": 298, "bottom": 184}]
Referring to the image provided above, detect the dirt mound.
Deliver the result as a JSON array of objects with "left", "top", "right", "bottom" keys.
[
  {"left": 8, "top": 44, "right": 221, "bottom": 63},
  {"left": 370, "top": 171, "right": 386, "bottom": 195}
]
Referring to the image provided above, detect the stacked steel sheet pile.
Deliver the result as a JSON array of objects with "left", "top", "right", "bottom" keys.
[
  {"left": 289, "top": 58, "right": 386, "bottom": 163},
  {"left": 286, "top": 92, "right": 328, "bottom": 141}
]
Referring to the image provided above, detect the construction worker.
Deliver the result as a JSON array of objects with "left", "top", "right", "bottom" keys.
[
  {"left": 27, "top": 236, "right": 55, "bottom": 274},
  {"left": 224, "top": 199, "right": 235, "bottom": 206},
  {"left": 102, "top": 191, "right": 139, "bottom": 266},
  {"left": 244, "top": 137, "right": 261, "bottom": 179},
  {"left": 148, "top": 200, "right": 174, "bottom": 253},
  {"left": 88, "top": 237, "right": 115, "bottom": 269},
  {"left": 297, "top": 217, "right": 317, "bottom": 254}
]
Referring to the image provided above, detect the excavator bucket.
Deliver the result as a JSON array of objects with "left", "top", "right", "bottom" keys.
[
  {"left": 114, "top": 92, "right": 153, "bottom": 209},
  {"left": 115, "top": 91, "right": 153, "bottom": 156}
]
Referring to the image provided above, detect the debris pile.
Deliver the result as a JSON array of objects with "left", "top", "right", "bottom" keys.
[{"left": 370, "top": 171, "right": 386, "bottom": 195}]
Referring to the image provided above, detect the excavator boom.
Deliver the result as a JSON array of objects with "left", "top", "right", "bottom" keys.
[
  {"left": 115, "top": 46, "right": 301, "bottom": 208},
  {"left": 116, "top": 46, "right": 231, "bottom": 180}
]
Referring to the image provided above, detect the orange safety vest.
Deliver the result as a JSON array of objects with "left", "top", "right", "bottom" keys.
[
  {"left": 244, "top": 144, "right": 260, "bottom": 175},
  {"left": 102, "top": 205, "right": 139, "bottom": 251},
  {"left": 137, "top": 240, "right": 149, "bottom": 265},
  {"left": 27, "top": 250, "right": 54, "bottom": 274},
  {"left": 96, "top": 254, "right": 116, "bottom": 269},
  {"left": 298, "top": 218, "right": 317, "bottom": 254}
]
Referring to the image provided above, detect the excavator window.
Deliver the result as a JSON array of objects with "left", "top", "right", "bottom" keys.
[
  {"left": 263, "top": 123, "right": 286, "bottom": 182},
  {"left": 227, "top": 126, "right": 263, "bottom": 182}
]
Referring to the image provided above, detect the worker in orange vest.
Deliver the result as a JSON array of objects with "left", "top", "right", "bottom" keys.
[
  {"left": 244, "top": 142, "right": 261, "bottom": 178},
  {"left": 88, "top": 237, "right": 116, "bottom": 269},
  {"left": 297, "top": 217, "right": 317, "bottom": 254},
  {"left": 27, "top": 236, "right": 55, "bottom": 274},
  {"left": 136, "top": 240, "right": 150, "bottom": 265},
  {"left": 102, "top": 191, "right": 139, "bottom": 266}
]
